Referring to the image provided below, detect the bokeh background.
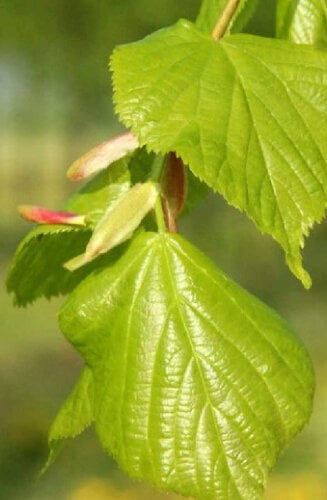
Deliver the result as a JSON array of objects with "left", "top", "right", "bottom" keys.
[{"left": 1, "top": 1, "right": 326, "bottom": 499}]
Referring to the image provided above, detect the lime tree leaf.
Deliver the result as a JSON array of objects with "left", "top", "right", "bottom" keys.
[
  {"left": 6, "top": 226, "right": 88, "bottom": 306},
  {"left": 277, "top": 0, "right": 327, "bottom": 48},
  {"left": 42, "top": 366, "right": 94, "bottom": 474},
  {"left": 111, "top": 19, "right": 327, "bottom": 287},
  {"left": 6, "top": 160, "right": 131, "bottom": 305},
  {"left": 59, "top": 231, "right": 314, "bottom": 499},
  {"left": 196, "top": 0, "right": 259, "bottom": 34},
  {"left": 6, "top": 149, "right": 158, "bottom": 305}
]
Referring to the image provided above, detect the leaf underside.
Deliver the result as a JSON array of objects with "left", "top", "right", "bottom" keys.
[
  {"left": 111, "top": 19, "right": 327, "bottom": 287},
  {"left": 59, "top": 231, "right": 314, "bottom": 500}
]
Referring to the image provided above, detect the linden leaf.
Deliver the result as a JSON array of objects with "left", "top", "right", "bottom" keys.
[
  {"left": 111, "top": 19, "right": 327, "bottom": 287},
  {"left": 59, "top": 232, "right": 314, "bottom": 499}
]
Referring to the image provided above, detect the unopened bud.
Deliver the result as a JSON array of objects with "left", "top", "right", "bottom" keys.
[{"left": 67, "top": 131, "right": 139, "bottom": 181}]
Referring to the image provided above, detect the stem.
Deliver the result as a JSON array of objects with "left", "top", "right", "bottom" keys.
[
  {"left": 212, "top": 0, "right": 241, "bottom": 41},
  {"left": 150, "top": 154, "right": 168, "bottom": 232},
  {"left": 154, "top": 197, "right": 167, "bottom": 233}
]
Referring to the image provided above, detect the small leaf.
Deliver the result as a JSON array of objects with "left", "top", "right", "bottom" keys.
[
  {"left": 196, "top": 0, "right": 259, "bottom": 35},
  {"left": 59, "top": 232, "right": 314, "bottom": 499},
  {"left": 67, "top": 131, "right": 139, "bottom": 181},
  {"left": 111, "top": 20, "right": 327, "bottom": 287},
  {"left": 276, "top": 0, "right": 327, "bottom": 48},
  {"left": 6, "top": 163, "right": 131, "bottom": 305},
  {"left": 65, "top": 182, "right": 159, "bottom": 270},
  {"left": 85, "top": 181, "right": 159, "bottom": 260},
  {"left": 42, "top": 366, "right": 94, "bottom": 473}
]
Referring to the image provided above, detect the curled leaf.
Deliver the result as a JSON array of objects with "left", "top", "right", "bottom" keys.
[{"left": 65, "top": 182, "right": 159, "bottom": 270}]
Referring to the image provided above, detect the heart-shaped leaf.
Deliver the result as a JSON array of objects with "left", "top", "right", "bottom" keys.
[
  {"left": 6, "top": 160, "right": 131, "bottom": 305},
  {"left": 59, "top": 231, "right": 314, "bottom": 499},
  {"left": 111, "top": 19, "right": 327, "bottom": 287}
]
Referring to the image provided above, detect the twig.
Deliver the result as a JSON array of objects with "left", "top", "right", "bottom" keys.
[{"left": 212, "top": 0, "right": 241, "bottom": 40}]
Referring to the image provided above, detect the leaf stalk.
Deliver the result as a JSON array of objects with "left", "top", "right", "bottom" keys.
[{"left": 212, "top": 0, "right": 241, "bottom": 40}]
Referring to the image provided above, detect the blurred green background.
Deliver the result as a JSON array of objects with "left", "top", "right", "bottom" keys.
[{"left": 1, "top": 1, "right": 327, "bottom": 499}]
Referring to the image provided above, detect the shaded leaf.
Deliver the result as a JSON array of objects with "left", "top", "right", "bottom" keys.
[
  {"left": 112, "top": 19, "right": 327, "bottom": 287},
  {"left": 59, "top": 231, "right": 314, "bottom": 499},
  {"left": 42, "top": 366, "right": 94, "bottom": 473}
]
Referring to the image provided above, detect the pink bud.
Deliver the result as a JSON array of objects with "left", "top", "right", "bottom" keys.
[
  {"left": 67, "top": 131, "right": 139, "bottom": 181},
  {"left": 18, "top": 205, "right": 86, "bottom": 226}
]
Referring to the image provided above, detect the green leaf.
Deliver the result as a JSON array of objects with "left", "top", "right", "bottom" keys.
[
  {"left": 111, "top": 19, "right": 327, "bottom": 287},
  {"left": 42, "top": 366, "right": 94, "bottom": 473},
  {"left": 6, "top": 161, "right": 130, "bottom": 305},
  {"left": 196, "top": 0, "right": 259, "bottom": 35},
  {"left": 64, "top": 158, "right": 131, "bottom": 228},
  {"left": 6, "top": 150, "right": 155, "bottom": 305},
  {"left": 59, "top": 231, "right": 314, "bottom": 499},
  {"left": 276, "top": 0, "right": 327, "bottom": 48}
]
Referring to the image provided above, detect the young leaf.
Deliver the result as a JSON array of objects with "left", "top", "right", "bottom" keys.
[
  {"left": 42, "top": 366, "right": 94, "bottom": 473},
  {"left": 6, "top": 162, "right": 131, "bottom": 305},
  {"left": 196, "top": 0, "right": 259, "bottom": 35},
  {"left": 65, "top": 181, "right": 159, "bottom": 271},
  {"left": 59, "top": 232, "right": 314, "bottom": 499},
  {"left": 276, "top": 0, "right": 327, "bottom": 48},
  {"left": 111, "top": 19, "right": 327, "bottom": 287}
]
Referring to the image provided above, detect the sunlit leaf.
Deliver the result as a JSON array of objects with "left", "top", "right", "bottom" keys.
[
  {"left": 59, "top": 232, "right": 314, "bottom": 499},
  {"left": 112, "top": 19, "right": 327, "bottom": 287}
]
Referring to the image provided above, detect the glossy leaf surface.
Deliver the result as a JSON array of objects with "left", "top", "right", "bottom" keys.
[
  {"left": 277, "top": 0, "right": 327, "bottom": 48},
  {"left": 59, "top": 232, "right": 314, "bottom": 499},
  {"left": 112, "top": 19, "right": 327, "bottom": 287}
]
